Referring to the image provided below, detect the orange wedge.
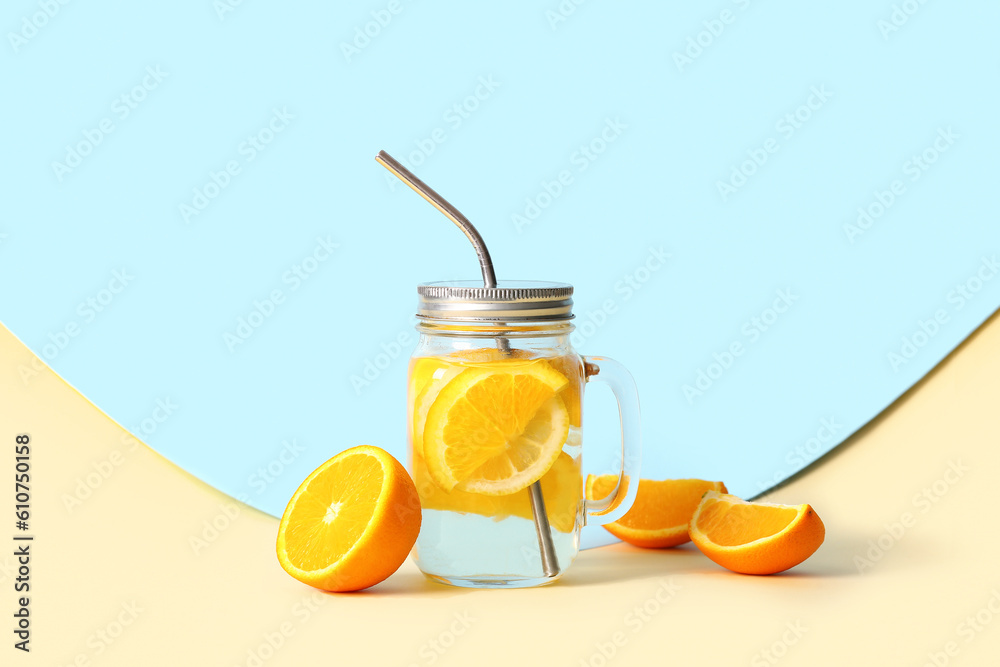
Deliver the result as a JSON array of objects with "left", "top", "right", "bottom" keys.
[
  {"left": 689, "top": 491, "right": 825, "bottom": 575},
  {"left": 276, "top": 446, "right": 421, "bottom": 592},
  {"left": 586, "top": 476, "right": 728, "bottom": 547}
]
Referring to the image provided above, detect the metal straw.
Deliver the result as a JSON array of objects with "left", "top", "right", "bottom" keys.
[{"left": 376, "top": 150, "right": 559, "bottom": 578}]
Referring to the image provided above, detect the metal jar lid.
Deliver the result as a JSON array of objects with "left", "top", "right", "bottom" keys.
[{"left": 417, "top": 280, "right": 574, "bottom": 321}]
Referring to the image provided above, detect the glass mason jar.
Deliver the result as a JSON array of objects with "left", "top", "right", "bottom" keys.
[{"left": 408, "top": 280, "right": 641, "bottom": 588}]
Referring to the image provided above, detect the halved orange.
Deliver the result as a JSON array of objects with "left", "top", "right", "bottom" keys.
[
  {"left": 689, "top": 491, "right": 825, "bottom": 575},
  {"left": 276, "top": 446, "right": 421, "bottom": 592},
  {"left": 586, "top": 476, "right": 728, "bottom": 547}
]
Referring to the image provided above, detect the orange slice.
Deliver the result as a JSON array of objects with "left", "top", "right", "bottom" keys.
[
  {"left": 422, "top": 359, "right": 570, "bottom": 495},
  {"left": 544, "top": 353, "right": 583, "bottom": 427},
  {"left": 276, "top": 446, "right": 421, "bottom": 592},
  {"left": 414, "top": 449, "right": 582, "bottom": 533},
  {"left": 689, "top": 491, "right": 825, "bottom": 575},
  {"left": 586, "top": 476, "right": 728, "bottom": 547}
]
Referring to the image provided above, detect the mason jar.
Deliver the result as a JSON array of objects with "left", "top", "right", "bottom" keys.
[{"left": 408, "top": 280, "right": 641, "bottom": 588}]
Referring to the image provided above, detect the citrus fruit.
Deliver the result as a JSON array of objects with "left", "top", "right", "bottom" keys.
[
  {"left": 543, "top": 354, "right": 584, "bottom": 426},
  {"left": 689, "top": 491, "right": 825, "bottom": 575},
  {"left": 413, "top": 448, "right": 582, "bottom": 532},
  {"left": 409, "top": 349, "right": 535, "bottom": 458},
  {"left": 410, "top": 363, "right": 464, "bottom": 459},
  {"left": 586, "top": 476, "right": 728, "bottom": 548},
  {"left": 422, "top": 359, "right": 570, "bottom": 495},
  {"left": 276, "top": 445, "right": 421, "bottom": 592},
  {"left": 409, "top": 356, "right": 445, "bottom": 403}
]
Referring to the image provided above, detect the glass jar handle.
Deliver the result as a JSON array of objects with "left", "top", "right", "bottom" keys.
[{"left": 582, "top": 355, "right": 642, "bottom": 526}]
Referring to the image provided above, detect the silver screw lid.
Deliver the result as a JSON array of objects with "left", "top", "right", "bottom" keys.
[{"left": 417, "top": 280, "right": 574, "bottom": 321}]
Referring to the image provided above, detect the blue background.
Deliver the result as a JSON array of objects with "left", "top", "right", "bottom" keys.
[{"left": 2, "top": 1, "right": 998, "bottom": 547}]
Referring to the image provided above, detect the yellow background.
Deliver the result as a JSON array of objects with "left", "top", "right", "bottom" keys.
[{"left": 1, "top": 313, "right": 998, "bottom": 666}]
